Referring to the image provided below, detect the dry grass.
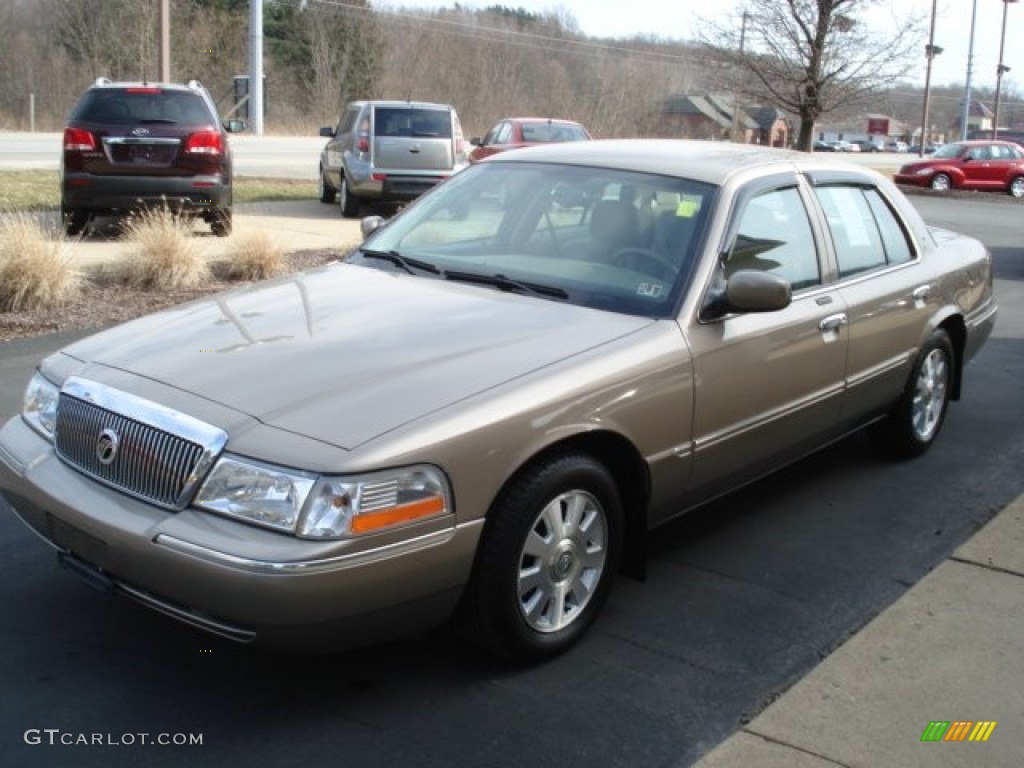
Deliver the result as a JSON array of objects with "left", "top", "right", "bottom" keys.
[
  {"left": 0, "top": 211, "right": 79, "bottom": 312},
  {"left": 223, "top": 229, "right": 286, "bottom": 281},
  {"left": 121, "top": 207, "right": 210, "bottom": 290}
]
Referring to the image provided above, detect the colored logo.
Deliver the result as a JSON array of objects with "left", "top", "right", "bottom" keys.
[{"left": 920, "top": 721, "right": 997, "bottom": 742}]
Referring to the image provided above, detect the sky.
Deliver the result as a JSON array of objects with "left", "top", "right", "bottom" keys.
[{"left": 373, "top": 0, "right": 1023, "bottom": 96}]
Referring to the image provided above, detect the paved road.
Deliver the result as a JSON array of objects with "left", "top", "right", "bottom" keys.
[
  {"left": 0, "top": 132, "right": 324, "bottom": 180},
  {"left": 0, "top": 132, "right": 908, "bottom": 180},
  {"left": 0, "top": 197, "right": 1021, "bottom": 768}
]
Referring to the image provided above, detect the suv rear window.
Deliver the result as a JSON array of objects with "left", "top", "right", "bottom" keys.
[
  {"left": 71, "top": 90, "right": 215, "bottom": 125},
  {"left": 374, "top": 107, "right": 452, "bottom": 138}
]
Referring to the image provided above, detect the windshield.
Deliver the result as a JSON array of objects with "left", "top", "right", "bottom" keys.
[
  {"left": 931, "top": 143, "right": 965, "bottom": 159},
  {"left": 354, "top": 162, "right": 715, "bottom": 318}
]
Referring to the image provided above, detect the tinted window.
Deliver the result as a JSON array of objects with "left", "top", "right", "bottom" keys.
[
  {"left": 374, "top": 107, "right": 452, "bottom": 138},
  {"left": 725, "top": 187, "right": 819, "bottom": 291},
  {"left": 520, "top": 122, "right": 589, "bottom": 142},
  {"left": 73, "top": 89, "right": 213, "bottom": 124}
]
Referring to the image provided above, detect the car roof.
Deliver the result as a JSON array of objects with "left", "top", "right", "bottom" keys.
[
  {"left": 487, "top": 138, "right": 878, "bottom": 187},
  {"left": 87, "top": 79, "right": 206, "bottom": 93},
  {"left": 357, "top": 100, "right": 453, "bottom": 111},
  {"left": 499, "top": 117, "right": 585, "bottom": 126}
]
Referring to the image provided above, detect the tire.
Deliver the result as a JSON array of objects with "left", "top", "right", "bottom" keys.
[
  {"left": 318, "top": 166, "right": 336, "bottom": 204},
  {"left": 339, "top": 177, "right": 361, "bottom": 218},
  {"left": 62, "top": 205, "right": 89, "bottom": 237},
  {"left": 210, "top": 208, "right": 232, "bottom": 237},
  {"left": 1009, "top": 176, "right": 1024, "bottom": 199},
  {"left": 870, "top": 329, "right": 954, "bottom": 459},
  {"left": 458, "top": 452, "right": 623, "bottom": 662},
  {"left": 929, "top": 173, "right": 951, "bottom": 192}
]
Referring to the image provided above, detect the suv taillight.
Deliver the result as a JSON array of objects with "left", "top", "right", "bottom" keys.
[
  {"left": 184, "top": 130, "right": 223, "bottom": 155},
  {"left": 64, "top": 127, "right": 96, "bottom": 152}
]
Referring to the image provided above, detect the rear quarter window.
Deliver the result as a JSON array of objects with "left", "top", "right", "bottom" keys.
[{"left": 814, "top": 185, "right": 914, "bottom": 277}]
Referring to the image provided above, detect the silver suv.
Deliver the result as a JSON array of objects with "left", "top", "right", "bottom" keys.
[{"left": 318, "top": 100, "right": 468, "bottom": 217}]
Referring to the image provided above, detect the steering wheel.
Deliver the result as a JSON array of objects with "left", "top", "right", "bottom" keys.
[{"left": 610, "top": 248, "right": 678, "bottom": 280}]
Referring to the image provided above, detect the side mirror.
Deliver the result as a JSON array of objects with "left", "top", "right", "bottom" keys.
[
  {"left": 320, "top": 126, "right": 336, "bottom": 138},
  {"left": 224, "top": 119, "right": 246, "bottom": 133},
  {"left": 470, "top": 137, "right": 482, "bottom": 146},
  {"left": 702, "top": 270, "right": 792, "bottom": 320},
  {"left": 360, "top": 215, "right": 387, "bottom": 240}
]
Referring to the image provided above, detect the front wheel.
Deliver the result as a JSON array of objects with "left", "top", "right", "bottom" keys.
[
  {"left": 930, "top": 173, "right": 951, "bottom": 192},
  {"left": 870, "top": 329, "right": 954, "bottom": 459},
  {"left": 1009, "top": 176, "right": 1024, "bottom": 199},
  {"left": 458, "top": 453, "right": 623, "bottom": 662}
]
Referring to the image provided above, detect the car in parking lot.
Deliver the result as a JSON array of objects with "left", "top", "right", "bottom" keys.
[
  {"left": 852, "top": 140, "right": 882, "bottom": 153},
  {"left": 468, "top": 117, "right": 591, "bottom": 163},
  {"left": 894, "top": 139, "right": 1024, "bottom": 197},
  {"left": 318, "top": 100, "right": 469, "bottom": 217},
  {"left": 60, "top": 77, "right": 240, "bottom": 236},
  {"left": 0, "top": 140, "right": 996, "bottom": 661}
]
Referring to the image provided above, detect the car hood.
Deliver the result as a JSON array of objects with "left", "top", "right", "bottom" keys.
[{"left": 62, "top": 263, "right": 654, "bottom": 449}]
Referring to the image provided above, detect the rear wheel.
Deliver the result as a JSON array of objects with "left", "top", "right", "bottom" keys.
[
  {"left": 458, "top": 452, "right": 623, "bottom": 662},
  {"left": 62, "top": 205, "right": 89, "bottom": 237},
  {"left": 318, "top": 166, "right": 336, "bottom": 204},
  {"left": 210, "top": 208, "right": 232, "bottom": 237},
  {"left": 339, "top": 177, "right": 360, "bottom": 218},
  {"left": 870, "top": 329, "right": 954, "bottom": 459},
  {"left": 1009, "top": 176, "right": 1024, "bottom": 199},
  {"left": 930, "top": 173, "right": 951, "bottom": 192}
]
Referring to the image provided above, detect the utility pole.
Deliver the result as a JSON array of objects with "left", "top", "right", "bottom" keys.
[
  {"left": 917, "top": 0, "right": 941, "bottom": 157},
  {"left": 249, "top": 0, "right": 265, "bottom": 135},
  {"left": 159, "top": 0, "right": 170, "bottom": 82},
  {"left": 992, "top": 0, "right": 1018, "bottom": 140},
  {"left": 731, "top": 11, "right": 749, "bottom": 143},
  {"left": 960, "top": 0, "right": 977, "bottom": 140}
]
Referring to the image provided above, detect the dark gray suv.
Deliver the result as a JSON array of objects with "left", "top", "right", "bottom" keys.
[
  {"left": 61, "top": 78, "right": 241, "bottom": 237},
  {"left": 318, "top": 100, "right": 468, "bottom": 217}
]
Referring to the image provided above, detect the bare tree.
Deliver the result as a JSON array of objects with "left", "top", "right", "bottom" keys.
[{"left": 701, "top": 0, "right": 924, "bottom": 150}]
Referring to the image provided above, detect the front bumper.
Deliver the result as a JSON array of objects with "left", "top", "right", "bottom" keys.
[
  {"left": 0, "top": 416, "right": 481, "bottom": 651},
  {"left": 62, "top": 173, "right": 232, "bottom": 214}
]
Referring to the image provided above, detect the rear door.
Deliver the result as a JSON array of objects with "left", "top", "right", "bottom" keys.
[
  {"left": 372, "top": 105, "right": 454, "bottom": 172},
  {"left": 808, "top": 177, "right": 936, "bottom": 423}
]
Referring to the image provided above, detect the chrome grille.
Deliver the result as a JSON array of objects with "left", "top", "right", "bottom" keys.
[{"left": 54, "top": 378, "right": 228, "bottom": 510}]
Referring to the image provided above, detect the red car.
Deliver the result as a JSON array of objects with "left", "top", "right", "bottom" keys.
[
  {"left": 469, "top": 117, "right": 591, "bottom": 163},
  {"left": 894, "top": 140, "right": 1024, "bottom": 198}
]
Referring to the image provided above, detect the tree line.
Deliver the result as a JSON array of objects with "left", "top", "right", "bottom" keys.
[{"left": 0, "top": 0, "right": 1018, "bottom": 144}]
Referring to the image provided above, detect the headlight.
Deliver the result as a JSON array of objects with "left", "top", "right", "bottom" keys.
[
  {"left": 195, "top": 455, "right": 316, "bottom": 533},
  {"left": 195, "top": 457, "right": 450, "bottom": 540},
  {"left": 298, "top": 466, "right": 450, "bottom": 539},
  {"left": 22, "top": 371, "right": 59, "bottom": 440}
]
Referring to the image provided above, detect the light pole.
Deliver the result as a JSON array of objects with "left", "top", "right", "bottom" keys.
[
  {"left": 917, "top": 0, "right": 942, "bottom": 157},
  {"left": 992, "top": 0, "right": 1018, "bottom": 140}
]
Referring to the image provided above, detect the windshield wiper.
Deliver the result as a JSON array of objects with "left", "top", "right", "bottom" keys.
[
  {"left": 443, "top": 270, "right": 569, "bottom": 300},
  {"left": 359, "top": 248, "right": 441, "bottom": 276}
]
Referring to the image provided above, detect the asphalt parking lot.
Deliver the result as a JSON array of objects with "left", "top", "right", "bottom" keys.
[{"left": 0, "top": 162, "right": 1021, "bottom": 768}]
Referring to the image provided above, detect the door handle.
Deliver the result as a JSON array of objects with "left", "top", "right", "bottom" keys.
[
  {"left": 912, "top": 285, "right": 931, "bottom": 303},
  {"left": 819, "top": 313, "right": 848, "bottom": 333}
]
